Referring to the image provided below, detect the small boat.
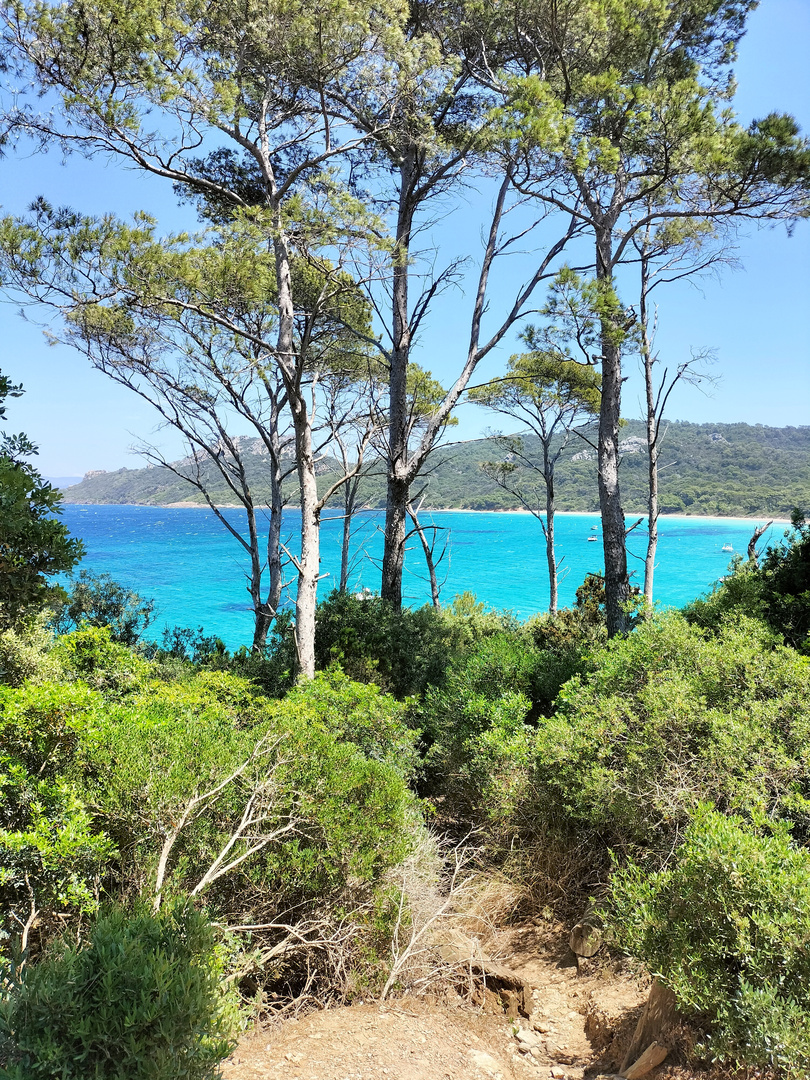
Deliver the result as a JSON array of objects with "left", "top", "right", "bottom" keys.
[
  {"left": 587, "top": 535, "right": 598, "bottom": 542},
  {"left": 591, "top": 525, "right": 598, "bottom": 531},
  {"left": 722, "top": 543, "right": 733, "bottom": 553}
]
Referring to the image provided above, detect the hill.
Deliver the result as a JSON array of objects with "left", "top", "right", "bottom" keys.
[{"left": 62, "top": 421, "right": 810, "bottom": 519}]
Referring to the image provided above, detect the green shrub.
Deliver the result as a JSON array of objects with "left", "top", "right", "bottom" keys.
[
  {"left": 759, "top": 510, "right": 810, "bottom": 653},
  {"left": 530, "top": 611, "right": 810, "bottom": 854},
  {"left": 309, "top": 590, "right": 456, "bottom": 698},
  {"left": 685, "top": 511, "right": 810, "bottom": 653},
  {"left": 0, "top": 682, "right": 114, "bottom": 950},
  {"left": 274, "top": 666, "right": 419, "bottom": 778},
  {"left": 52, "top": 625, "right": 149, "bottom": 692},
  {"left": 0, "top": 904, "right": 238, "bottom": 1079},
  {"left": 77, "top": 669, "right": 418, "bottom": 911},
  {"left": 51, "top": 571, "right": 155, "bottom": 646},
  {"left": 416, "top": 624, "right": 590, "bottom": 828},
  {"left": 419, "top": 631, "right": 536, "bottom": 753},
  {"left": 607, "top": 806, "right": 810, "bottom": 1077},
  {"left": 155, "top": 625, "right": 230, "bottom": 665},
  {"left": 1, "top": 667, "right": 419, "bottom": 966},
  {"left": 0, "top": 612, "right": 62, "bottom": 687},
  {"left": 684, "top": 554, "right": 767, "bottom": 630}
]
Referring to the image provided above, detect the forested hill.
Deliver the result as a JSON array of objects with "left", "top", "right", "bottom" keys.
[{"left": 63, "top": 421, "right": 810, "bottom": 519}]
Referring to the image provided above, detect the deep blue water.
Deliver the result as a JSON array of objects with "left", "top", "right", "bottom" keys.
[{"left": 60, "top": 505, "right": 785, "bottom": 649}]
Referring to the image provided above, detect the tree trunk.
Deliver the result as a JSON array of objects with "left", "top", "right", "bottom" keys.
[
  {"left": 245, "top": 503, "right": 267, "bottom": 650},
  {"left": 407, "top": 500, "right": 442, "bottom": 608},
  {"left": 381, "top": 152, "right": 416, "bottom": 609},
  {"left": 273, "top": 216, "right": 319, "bottom": 679},
  {"left": 340, "top": 505, "right": 351, "bottom": 592},
  {"left": 747, "top": 520, "right": 773, "bottom": 565},
  {"left": 642, "top": 277, "right": 658, "bottom": 608},
  {"left": 644, "top": 419, "right": 659, "bottom": 609},
  {"left": 246, "top": 417, "right": 286, "bottom": 651},
  {"left": 339, "top": 477, "right": 360, "bottom": 592},
  {"left": 382, "top": 477, "right": 409, "bottom": 607},
  {"left": 293, "top": 411, "right": 320, "bottom": 679},
  {"left": 254, "top": 441, "right": 285, "bottom": 648},
  {"left": 543, "top": 441, "right": 558, "bottom": 615},
  {"left": 545, "top": 486, "right": 558, "bottom": 616},
  {"left": 595, "top": 227, "right": 630, "bottom": 637}
]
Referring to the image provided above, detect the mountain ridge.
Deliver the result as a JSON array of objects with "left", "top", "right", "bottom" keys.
[{"left": 62, "top": 420, "right": 810, "bottom": 519}]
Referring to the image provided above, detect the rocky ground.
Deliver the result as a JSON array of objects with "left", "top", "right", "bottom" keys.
[{"left": 220, "top": 918, "right": 699, "bottom": 1080}]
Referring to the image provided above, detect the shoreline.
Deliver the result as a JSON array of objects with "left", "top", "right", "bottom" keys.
[{"left": 64, "top": 501, "right": 792, "bottom": 524}]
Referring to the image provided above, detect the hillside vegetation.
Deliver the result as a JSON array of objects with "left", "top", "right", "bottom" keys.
[
  {"left": 63, "top": 421, "right": 810, "bottom": 519},
  {"left": 3, "top": 519, "right": 810, "bottom": 1078}
]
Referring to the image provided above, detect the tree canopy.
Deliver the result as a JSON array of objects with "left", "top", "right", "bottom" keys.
[{"left": 0, "top": 372, "right": 84, "bottom": 621}]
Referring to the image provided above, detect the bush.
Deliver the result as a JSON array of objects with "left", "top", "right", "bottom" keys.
[
  {"left": 759, "top": 509, "right": 810, "bottom": 653},
  {"left": 72, "top": 668, "right": 419, "bottom": 913},
  {"left": 0, "top": 612, "right": 62, "bottom": 687},
  {"left": 52, "top": 625, "right": 149, "bottom": 692},
  {"left": 416, "top": 619, "right": 592, "bottom": 825},
  {"left": 685, "top": 510, "right": 810, "bottom": 653},
  {"left": 416, "top": 632, "right": 538, "bottom": 830},
  {"left": 0, "top": 666, "right": 419, "bottom": 970},
  {"left": 309, "top": 590, "right": 456, "bottom": 698},
  {"left": 528, "top": 572, "right": 610, "bottom": 654},
  {"left": 607, "top": 806, "right": 810, "bottom": 1076},
  {"left": 0, "top": 904, "right": 238, "bottom": 1079},
  {"left": 275, "top": 666, "right": 419, "bottom": 779},
  {"left": 684, "top": 554, "right": 767, "bottom": 630},
  {"left": 51, "top": 571, "right": 155, "bottom": 646},
  {"left": 0, "top": 682, "right": 114, "bottom": 951},
  {"left": 529, "top": 611, "right": 810, "bottom": 855},
  {"left": 155, "top": 625, "right": 229, "bottom": 665}
]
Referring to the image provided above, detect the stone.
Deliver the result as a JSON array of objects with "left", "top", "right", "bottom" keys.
[
  {"left": 502, "top": 988, "right": 521, "bottom": 1019},
  {"left": 468, "top": 1048, "right": 503, "bottom": 1076},
  {"left": 516, "top": 1028, "right": 542, "bottom": 1049}
]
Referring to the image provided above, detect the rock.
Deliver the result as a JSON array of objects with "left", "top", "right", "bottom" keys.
[
  {"left": 468, "top": 1048, "right": 503, "bottom": 1076},
  {"left": 569, "top": 922, "right": 602, "bottom": 958},
  {"left": 516, "top": 1028, "right": 542, "bottom": 1049},
  {"left": 621, "top": 1042, "right": 668, "bottom": 1080},
  {"left": 502, "top": 988, "right": 521, "bottom": 1019},
  {"left": 550, "top": 1067, "right": 567, "bottom": 1078}
]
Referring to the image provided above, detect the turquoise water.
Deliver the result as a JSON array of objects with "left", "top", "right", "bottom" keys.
[{"left": 61, "top": 505, "right": 784, "bottom": 649}]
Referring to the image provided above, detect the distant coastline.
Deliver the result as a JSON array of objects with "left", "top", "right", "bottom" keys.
[
  {"left": 67, "top": 500, "right": 792, "bottom": 524},
  {"left": 61, "top": 421, "right": 810, "bottom": 521}
]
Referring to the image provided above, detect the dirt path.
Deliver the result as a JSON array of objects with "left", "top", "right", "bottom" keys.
[{"left": 221, "top": 922, "right": 656, "bottom": 1080}]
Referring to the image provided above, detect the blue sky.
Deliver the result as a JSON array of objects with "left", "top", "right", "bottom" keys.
[{"left": 1, "top": 0, "right": 808, "bottom": 478}]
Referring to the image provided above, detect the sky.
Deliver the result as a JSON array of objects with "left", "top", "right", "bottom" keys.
[{"left": 1, "top": 0, "right": 808, "bottom": 479}]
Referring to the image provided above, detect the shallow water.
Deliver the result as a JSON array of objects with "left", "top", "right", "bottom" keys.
[{"left": 61, "top": 505, "right": 784, "bottom": 649}]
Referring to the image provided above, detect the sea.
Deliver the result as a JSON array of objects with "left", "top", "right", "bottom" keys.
[{"left": 60, "top": 505, "right": 786, "bottom": 650}]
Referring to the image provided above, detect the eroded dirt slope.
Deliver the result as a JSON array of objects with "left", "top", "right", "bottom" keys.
[{"left": 221, "top": 921, "right": 653, "bottom": 1080}]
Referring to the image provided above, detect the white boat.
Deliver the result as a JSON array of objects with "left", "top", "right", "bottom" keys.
[
  {"left": 587, "top": 535, "right": 598, "bottom": 542},
  {"left": 722, "top": 543, "right": 733, "bottom": 553}
]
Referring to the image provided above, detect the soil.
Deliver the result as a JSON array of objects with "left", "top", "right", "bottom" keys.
[{"left": 220, "top": 919, "right": 697, "bottom": 1080}]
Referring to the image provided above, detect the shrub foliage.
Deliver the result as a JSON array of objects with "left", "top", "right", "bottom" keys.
[{"left": 0, "top": 905, "right": 238, "bottom": 1080}]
